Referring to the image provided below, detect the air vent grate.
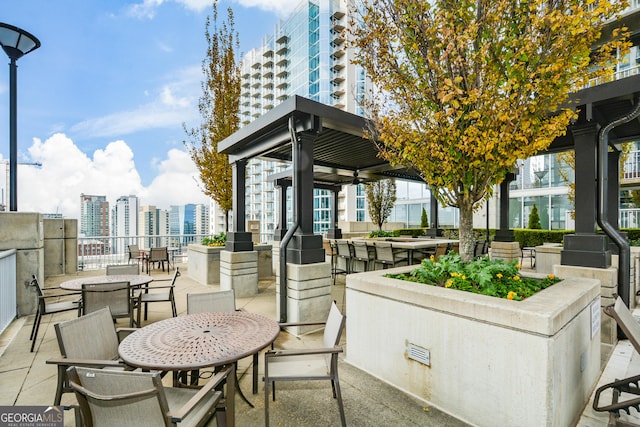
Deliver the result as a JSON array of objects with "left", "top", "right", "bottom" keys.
[{"left": 407, "top": 343, "right": 430, "bottom": 366}]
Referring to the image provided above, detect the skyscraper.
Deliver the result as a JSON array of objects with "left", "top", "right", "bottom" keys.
[
  {"left": 79, "top": 193, "right": 109, "bottom": 237},
  {"left": 112, "top": 195, "right": 139, "bottom": 254},
  {"left": 231, "top": 0, "right": 370, "bottom": 238}
]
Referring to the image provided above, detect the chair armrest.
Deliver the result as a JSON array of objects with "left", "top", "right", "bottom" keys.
[
  {"left": 278, "top": 321, "right": 327, "bottom": 328},
  {"left": 168, "top": 364, "right": 233, "bottom": 423},
  {"left": 140, "top": 284, "right": 173, "bottom": 290},
  {"left": 266, "top": 346, "right": 343, "bottom": 358},
  {"left": 46, "top": 357, "right": 126, "bottom": 369},
  {"left": 39, "top": 292, "right": 81, "bottom": 299}
]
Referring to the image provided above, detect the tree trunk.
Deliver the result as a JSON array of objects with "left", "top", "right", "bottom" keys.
[{"left": 458, "top": 201, "right": 475, "bottom": 262}]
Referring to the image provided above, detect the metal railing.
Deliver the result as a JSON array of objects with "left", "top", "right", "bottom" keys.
[
  {"left": 620, "top": 209, "right": 640, "bottom": 229},
  {"left": 77, "top": 234, "right": 211, "bottom": 271},
  {"left": 0, "top": 249, "right": 17, "bottom": 335}
]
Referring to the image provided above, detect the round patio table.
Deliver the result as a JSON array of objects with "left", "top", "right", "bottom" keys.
[
  {"left": 59, "top": 274, "right": 153, "bottom": 291},
  {"left": 119, "top": 311, "right": 280, "bottom": 411},
  {"left": 118, "top": 311, "right": 280, "bottom": 371}
]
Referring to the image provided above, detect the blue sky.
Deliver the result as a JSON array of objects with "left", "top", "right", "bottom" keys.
[{"left": 0, "top": 0, "right": 293, "bottom": 218}]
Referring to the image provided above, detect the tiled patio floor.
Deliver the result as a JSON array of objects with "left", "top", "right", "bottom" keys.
[{"left": 0, "top": 263, "right": 468, "bottom": 426}]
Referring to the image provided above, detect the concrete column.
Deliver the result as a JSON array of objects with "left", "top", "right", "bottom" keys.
[
  {"left": 562, "top": 122, "right": 611, "bottom": 268},
  {"left": 277, "top": 261, "right": 332, "bottom": 336},
  {"left": 494, "top": 172, "right": 516, "bottom": 242},
  {"left": 426, "top": 189, "right": 442, "bottom": 238},
  {"left": 220, "top": 250, "right": 258, "bottom": 297},
  {"left": 227, "top": 159, "right": 253, "bottom": 252}
]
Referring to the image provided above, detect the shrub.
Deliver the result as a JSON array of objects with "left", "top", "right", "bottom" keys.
[
  {"left": 368, "top": 230, "right": 397, "bottom": 238},
  {"left": 202, "top": 232, "right": 226, "bottom": 246},
  {"left": 528, "top": 205, "right": 542, "bottom": 229},
  {"left": 388, "top": 252, "right": 560, "bottom": 300}
]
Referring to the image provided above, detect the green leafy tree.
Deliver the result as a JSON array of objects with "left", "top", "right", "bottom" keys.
[
  {"left": 350, "top": 0, "right": 627, "bottom": 260},
  {"left": 420, "top": 207, "right": 429, "bottom": 228},
  {"left": 528, "top": 205, "right": 541, "bottom": 229},
  {"left": 365, "top": 179, "right": 397, "bottom": 230},
  {"left": 184, "top": 1, "right": 239, "bottom": 232}
]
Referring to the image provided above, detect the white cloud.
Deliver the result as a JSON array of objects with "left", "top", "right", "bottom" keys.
[
  {"left": 11, "top": 133, "right": 208, "bottom": 218},
  {"left": 175, "top": 0, "right": 211, "bottom": 12},
  {"left": 127, "top": 0, "right": 165, "bottom": 19},
  {"left": 70, "top": 69, "right": 200, "bottom": 138}
]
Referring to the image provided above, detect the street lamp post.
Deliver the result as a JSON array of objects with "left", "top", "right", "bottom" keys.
[{"left": 0, "top": 23, "right": 40, "bottom": 211}]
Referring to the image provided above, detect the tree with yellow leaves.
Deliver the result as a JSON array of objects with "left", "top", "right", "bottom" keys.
[
  {"left": 350, "top": 0, "right": 627, "bottom": 260},
  {"left": 184, "top": 1, "right": 239, "bottom": 231}
]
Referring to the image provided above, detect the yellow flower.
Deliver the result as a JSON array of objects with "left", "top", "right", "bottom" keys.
[
  {"left": 496, "top": 273, "right": 503, "bottom": 279},
  {"left": 507, "top": 291, "right": 517, "bottom": 300},
  {"left": 516, "top": 263, "right": 521, "bottom": 269},
  {"left": 445, "top": 280, "right": 453, "bottom": 288},
  {"left": 461, "top": 275, "right": 466, "bottom": 280},
  {"left": 548, "top": 274, "right": 555, "bottom": 280},
  {"left": 513, "top": 275, "right": 520, "bottom": 281},
  {"left": 430, "top": 255, "right": 435, "bottom": 261}
]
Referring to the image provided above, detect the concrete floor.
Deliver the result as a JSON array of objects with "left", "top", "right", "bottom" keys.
[{"left": 0, "top": 263, "right": 469, "bottom": 427}]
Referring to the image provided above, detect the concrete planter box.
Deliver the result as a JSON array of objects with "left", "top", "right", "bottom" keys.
[
  {"left": 346, "top": 268, "right": 601, "bottom": 427},
  {"left": 188, "top": 244, "right": 273, "bottom": 286},
  {"left": 188, "top": 244, "right": 223, "bottom": 285}
]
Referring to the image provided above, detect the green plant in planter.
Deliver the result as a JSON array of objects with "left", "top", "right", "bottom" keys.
[
  {"left": 368, "top": 230, "right": 397, "bottom": 238},
  {"left": 388, "top": 253, "right": 560, "bottom": 301},
  {"left": 202, "top": 232, "right": 227, "bottom": 247}
]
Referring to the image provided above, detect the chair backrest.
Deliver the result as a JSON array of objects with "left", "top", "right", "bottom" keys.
[
  {"left": 187, "top": 290, "right": 236, "bottom": 314},
  {"left": 55, "top": 307, "right": 119, "bottom": 361},
  {"left": 374, "top": 242, "right": 394, "bottom": 263},
  {"left": 82, "top": 282, "right": 132, "bottom": 318},
  {"left": 448, "top": 242, "right": 459, "bottom": 254},
  {"left": 336, "top": 241, "right": 353, "bottom": 258},
  {"left": 68, "top": 366, "right": 169, "bottom": 427},
  {"left": 606, "top": 297, "right": 640, "bottom": 353},
  {"left": 474, "top": 241, "right": 485, "bottom": 258},
  {"left": 128, "top": 244, "right": 141, "bottom": 258},
  {"left": 322, "top": 302, "right": 346, "bottom": 370},
  {"left": 434, "top": 244, "right": 448, "bottom": 258},
  {"left": 352, "top": 241, "right": 370, "bottom": 260},
  {"left": 106, "top": 264, "right": 139, "bottom": 275},
  {"left": 31, "top": 275, "right": 46, "bottom": 311},
  {"left": 149, "top": 247, "right": 168, "bottom": 262}
]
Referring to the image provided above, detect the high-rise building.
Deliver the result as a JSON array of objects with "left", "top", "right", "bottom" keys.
[
  {"left": 233, "top": 0, "right": 372, "bottom": 238},
  {"left": 195, "top": 204, "right": 210, "bottom": 236},
  {"left": 80, "top": 194, "right": 109, "bottom": 237},
  {"left": 139, "top": 205, "right": 170, "bottom": 249},
  {"left": 112, "top": 195, "right": 139, "bottom": 254}
]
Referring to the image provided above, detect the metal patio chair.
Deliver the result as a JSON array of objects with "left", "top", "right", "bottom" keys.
[
  {"left": 593, "top": 296, "right": 640, "bottom": 424},
  {"left": 373, "top": 241, "right": 409, "bottom": 269},
  {"left": 351, "top": 240, "right": 375, "bottom": 272},
  {"left": 29, "top": 275, "right": 81, "bottom": 352},
  {"left": 46, "top": 307, "right": 137, "bottom": 407},
  {"left": 106, "top": 264, "right": 139, "bottom": 275},
  {"left": 67, "top": 364, "right": 232, "bottom": 427},
  {"left": 137, "top": 267, "right": 179, "bottom": 326},
  {"left": 81, "top": 281, "right": 136, "bottom": 327},
  {"left": 146, "top": 246, "right": 171, "bottom": 274},
  {"left": 264, "top": 301, "right": 347, "bottom": 426}
]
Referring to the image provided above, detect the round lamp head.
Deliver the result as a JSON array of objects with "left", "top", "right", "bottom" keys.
[{"left": 0, "top": 23, "right": 41, "bottom": 60}]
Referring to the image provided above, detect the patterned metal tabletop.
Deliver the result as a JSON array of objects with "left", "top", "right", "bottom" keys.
[
  {"left": 59, "top": 274, "right": 153, "bottom": 291},
  {"left": 118, "top": 311, "right": 280, "bottom": 370}
]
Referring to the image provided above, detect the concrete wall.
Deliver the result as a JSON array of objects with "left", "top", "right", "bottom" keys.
[
  {"left": 0, "top": 213, "right": 44, "bottom": 317},
  {"left": 43, "top": 218, "right": 78, "bottom": 277},
  {"left": 346, "top": 268, "right": 601, "bottom": 427}
]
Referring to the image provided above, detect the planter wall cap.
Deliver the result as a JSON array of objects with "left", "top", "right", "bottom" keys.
[{"left": 346, "top": 267, "right": 600, "bottom": 336}]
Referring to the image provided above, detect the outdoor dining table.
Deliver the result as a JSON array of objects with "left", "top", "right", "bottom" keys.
[
  {"left": 349, "top": 237, "right": 459, "bottom": 263},
  {"left": 58, "top": 274, "right": 153, "bottom": 291},
  {"left": 118, "top": 311, "right": 281, "bottom": 422}
]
